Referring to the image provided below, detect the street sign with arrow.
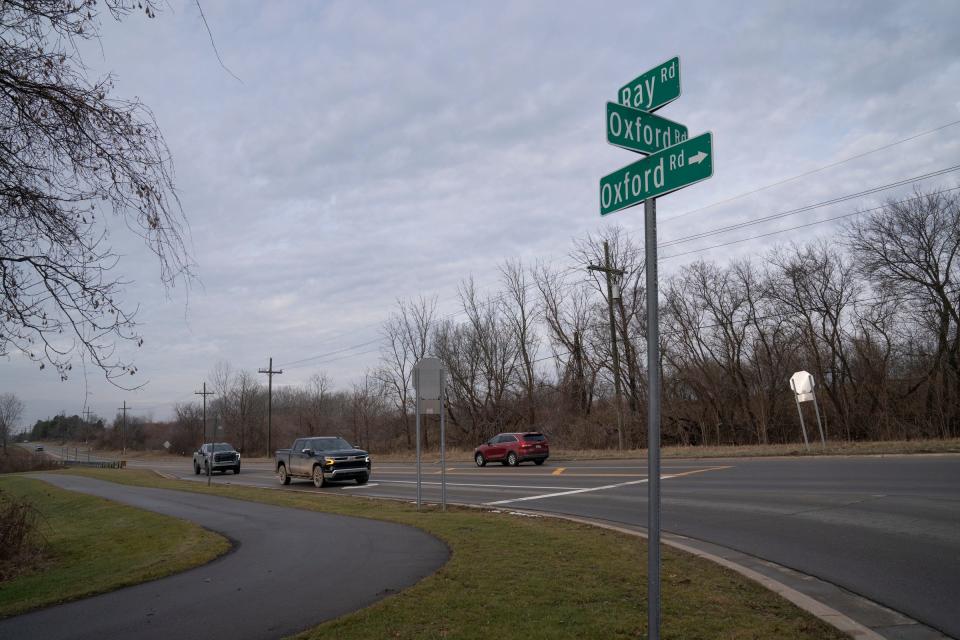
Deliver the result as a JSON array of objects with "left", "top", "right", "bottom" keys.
[{"left": 600, "top": 131, "right": 713, "bottom": 215}]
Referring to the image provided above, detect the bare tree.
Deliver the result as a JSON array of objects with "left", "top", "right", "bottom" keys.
[
  {"left": 0, "top": 1, "right": 192, "bottom": 383},
  {"left": 499, "top": 259, "right": 540, "bottom": 428},
  {"left": 374, "top": 296, "right": 437, "bottom": 446},
  {"left": 767, "top": 241, "right": 861, "bottom": 439},
  {"left": 0, "top": 392, "right": 24, "bottom": 451},
  {"left": 847, "top": 189, "right": 960, "bottom": 436}
]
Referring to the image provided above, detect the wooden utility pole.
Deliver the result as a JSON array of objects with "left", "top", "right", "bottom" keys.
[
  {"left": 258, "top": 358, "right": 282, "bottom": 457},
  {"left": 194, "top": 382, "right": 215, "bottom": 486},
  {"left": 116, "top": 401, "right": 129, "bottom": 455},
  {"left": 588, "top": 240, "right": 626, "bottom": 450}
]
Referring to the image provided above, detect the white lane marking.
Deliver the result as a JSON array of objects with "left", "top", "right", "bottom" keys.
[
  {"left": 485, "top": 478, "right": 650, "bottom": 505},
  {"left": 342, "top": 483, "right": 379, "bottom": 490},
  {"left": 485, "top": 466, "right": 731, "bottom": 506},
  {"left": 375, "top": 479, "right": 591, "bottom": 491}
]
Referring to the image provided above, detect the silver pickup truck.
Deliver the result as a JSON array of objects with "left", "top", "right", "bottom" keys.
[
  {"left": 275, "top": 436, "right": 370, "bottom": 487},
  {"left": 193, "top": 442, "right": 241, "bottom": 475}
]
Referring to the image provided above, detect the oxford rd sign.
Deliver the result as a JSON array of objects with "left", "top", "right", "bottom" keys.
[{"left": 599, "top": 131, "right": 713, "bottom": 216}]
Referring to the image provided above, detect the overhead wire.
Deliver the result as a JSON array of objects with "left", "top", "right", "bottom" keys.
[{"left": 662, "top": 117, "right": 960, "bottom": 222}]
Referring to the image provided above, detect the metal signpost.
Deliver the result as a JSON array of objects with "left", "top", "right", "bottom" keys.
[
  {"left": 600, "top": 57, "right": 713, "bottom": 640},
  {"left": 790, "top": 371, "right": 826, "bottom": 448},
  {"left": 413, "top": 357, "right": 447, "bottom": 511}
]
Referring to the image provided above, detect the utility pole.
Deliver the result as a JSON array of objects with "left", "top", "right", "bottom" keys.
[
  {"left": 258, "top": 357, "right": 282, "bottom": 457},
  {"left": 116, "top": 401, "right": 129, "bottom": 456},
  {"left": 82, "top": 408, "right": 93, "bottom": 424},
  {"left": 588, "top": 240, "right": 626, "bottom": 450},
  {"left": 195, "top": 382, "right": 215, "bottom": 487}
]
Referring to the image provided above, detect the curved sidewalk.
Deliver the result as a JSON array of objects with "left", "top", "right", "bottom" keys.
[{"left": 0, "top": 474, "right": 449, "bottom": 640}]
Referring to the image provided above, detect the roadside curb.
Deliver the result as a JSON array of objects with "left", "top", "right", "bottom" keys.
[{"left": 478, "top": 505, "right": 885, "bottom": 640}]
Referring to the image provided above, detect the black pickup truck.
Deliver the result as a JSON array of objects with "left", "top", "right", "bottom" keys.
[{"left": 275, "top": 436, "right": 371, "bottom": 487}]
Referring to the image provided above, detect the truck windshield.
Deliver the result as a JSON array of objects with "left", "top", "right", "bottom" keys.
[
  {"left": 210, "top": 443, "right": 235, "bottom": 452},
  {"left": 306, "top": 437, "right": 352, "bottom": 451}
]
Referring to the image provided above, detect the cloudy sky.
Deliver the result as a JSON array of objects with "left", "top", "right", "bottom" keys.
[{"left": 4, "top": 0, "right": 960, "bottom": 429}]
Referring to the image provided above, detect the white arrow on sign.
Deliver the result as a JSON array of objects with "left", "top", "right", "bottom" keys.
[{"left": 689, "top": 150, "right": 708, "bottom": 165}]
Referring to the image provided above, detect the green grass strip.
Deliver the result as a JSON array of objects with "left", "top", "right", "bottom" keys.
[
  {"left": 60, "top": 468, "right": 846, "bottom": 639},
  {"left": 0, "top": 475, "right": 230, "bottom": 618}
]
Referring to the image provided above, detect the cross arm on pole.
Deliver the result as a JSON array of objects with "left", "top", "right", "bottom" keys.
[{"left": 587, "top": 264, "right": 625, "bottom": 276}]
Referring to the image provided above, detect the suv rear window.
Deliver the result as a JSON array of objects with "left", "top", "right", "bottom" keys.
[{"left": 522, "top": 433, "right": 546, "bottom": 442}]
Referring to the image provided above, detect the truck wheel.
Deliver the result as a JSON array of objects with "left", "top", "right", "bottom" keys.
[
  {"left": 233, "top": 466, "right": 240, "bottom": 474},
  {"left": 355, "top": 473, "right": 369, "bottom": 485},
  {"left": 312, "top": 465, "right": 327, "bottom": 488},
  {"left": 278, "top": 465, "right": 290, "bottom": 485},
  {"left": 193, "top": 463, "right": 200, "bottom": 475}
]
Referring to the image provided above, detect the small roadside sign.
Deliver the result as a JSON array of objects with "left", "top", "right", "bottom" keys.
[
  {"left": 617, "top": 56, "right": 680, "bottom": 113},
  {"left": 600, "top": 132, "right": 713, "bottom": 216},
  {"left": 606, "top": 102, "right": 688, "bottom": 155},
  {"left": 790, "top": 371, "right": 815, "bottom": 403}
]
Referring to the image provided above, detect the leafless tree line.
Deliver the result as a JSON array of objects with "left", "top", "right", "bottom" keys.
[{"left": 160, "top": 189, "right": 957, "bottom": 453}]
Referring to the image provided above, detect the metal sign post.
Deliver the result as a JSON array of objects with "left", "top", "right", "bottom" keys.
[
  {"left": 791, "top": 384, "right": 811, "bottom": 450},
  {"left": 439, "top": 367, "right": 447, "bottom": 511},
  {"left": 600, "top": 56, "right": 714, "bottom": 640},
  {"left": 415, "top": 394, "right": 421, "bottom": 510},
  {"left": 644, "top": 196, "right": 662, "bottom": 637},
  {"left": 413, "top": 357, "right": 446, "bottom": 512}
]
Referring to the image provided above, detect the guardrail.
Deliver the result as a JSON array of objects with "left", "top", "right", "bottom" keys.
[{"left": 61, "top": 460, "right": 126, "bottom": 469}]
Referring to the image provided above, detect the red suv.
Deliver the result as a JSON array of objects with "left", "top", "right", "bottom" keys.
[{"left": 474, "top": 432, "right": 549, "bottom": 467}]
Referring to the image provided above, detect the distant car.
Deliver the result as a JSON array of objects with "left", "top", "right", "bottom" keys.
[
  {"left": 193, "top": 442, "right": 241, "bottom": 475},
  {"left": 34, "top": 445, "right": 44, "bottom": 452},
  {"left": 474, "top": 432, "right": 549, "bottom": 467}
]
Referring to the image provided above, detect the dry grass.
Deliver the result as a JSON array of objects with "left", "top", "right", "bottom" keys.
[
  {"left": 0, "top": 488, "right": 45, "bottom": 581},
  {"left": 0, "top": 447, "right": 63, "bottom": 474}
]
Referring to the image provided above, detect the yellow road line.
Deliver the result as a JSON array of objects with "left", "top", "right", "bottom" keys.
[
  {"left": 551, "top": 467, "right": 566, "bottom": 476},
  {"left": 663, "top": 466, "right": 732, "bottom": 479}
]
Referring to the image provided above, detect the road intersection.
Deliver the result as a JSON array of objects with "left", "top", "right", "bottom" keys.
[{"left": 131, "top": 454, "right": 959, "bottom": 639}]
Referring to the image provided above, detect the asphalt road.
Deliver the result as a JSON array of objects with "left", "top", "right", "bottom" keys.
[
  {"left": 0, "top": 474, "right": 448, "bottom": 640},
  {"left": 133, "top": 454, "right": 960, "bottom": 639}
]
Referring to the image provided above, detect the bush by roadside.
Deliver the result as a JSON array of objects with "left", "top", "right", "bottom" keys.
[
  {"left": 0, "top": 488, "right": 44, "bottom": 581},
  {"left": 0, "top": 447, "right": 63, "bottom": 474}
]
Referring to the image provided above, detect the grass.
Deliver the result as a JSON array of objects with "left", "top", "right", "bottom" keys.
[
  {"left": 61, "top": 468, "right": 847, "bottom": 640},
  {"left": 0, "top": 475, "right": 230, "bottom": 618}
]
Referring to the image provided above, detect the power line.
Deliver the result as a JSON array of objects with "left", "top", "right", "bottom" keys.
[
  {"left": 660, "top": 165, "right": 960, "bottom": 248},
  {"left": 663, "top": 117, "right": 960, "bottom": 223},
  {"left": 282, "top": 184, "right": 957, "bottom": 372},
  {"left": 661, "top": 186, "right": 960, "bottom": 261}
]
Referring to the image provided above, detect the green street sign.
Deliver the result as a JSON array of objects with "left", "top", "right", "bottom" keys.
[
  {"left": 600, "top": 131, "right": 713, "bottom": 216},
  {"left": 606, "top": 102, "right": 687, "bottom": 155},
  {"left": 618, "top": 56, "right": 680, "bottom": 113}
]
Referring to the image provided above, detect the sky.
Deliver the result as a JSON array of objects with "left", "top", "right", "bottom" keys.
[{"left": 4, "top": 0, "right": 960, "bottom": 429}]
